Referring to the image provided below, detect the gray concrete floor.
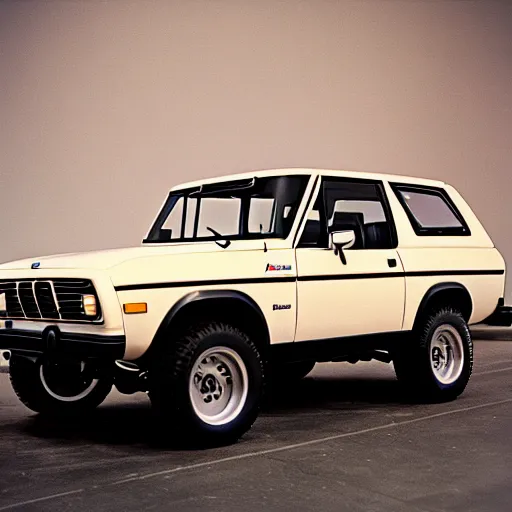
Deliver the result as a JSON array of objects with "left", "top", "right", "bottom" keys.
[{"left": 0, "top": 336, "right": 511, "bottom": 511}]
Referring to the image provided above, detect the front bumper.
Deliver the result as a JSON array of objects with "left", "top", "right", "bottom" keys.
[{"left": 0, "top": 323, "right": 125, "bottom": 360}]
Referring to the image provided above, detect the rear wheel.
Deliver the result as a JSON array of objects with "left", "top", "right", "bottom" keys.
[
  {"left": 393, "top": 307, "right": 473, "bottom": 402},
  {"left": 149, "top": 322, "right": 264, "bottom": 446},
  {"left": 9, "top": 354, "right": 113, "bottom": 414}
]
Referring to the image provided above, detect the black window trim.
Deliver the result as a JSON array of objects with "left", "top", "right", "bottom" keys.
[
  {"left": 292, "top": 175, "right": 320, "bottom": 247},
  {"left": 389, "top": 182, "right": 471, "bottom": 237},
  {"left": 143, "top": 175, "right": 311, "bottom": 244},
  {"left": 295, "top": 175, "right": 399, "bottom": 250}
]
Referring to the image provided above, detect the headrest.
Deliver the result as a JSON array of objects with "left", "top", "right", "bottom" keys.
[
  {"left": 329, "top": 211, "right": 365, "bottom": 228},
  {"left": 364, "top": 222, "right": 392, "bottom": 249}
]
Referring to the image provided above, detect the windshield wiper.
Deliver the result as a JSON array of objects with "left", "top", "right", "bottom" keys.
[{"left": 206, "top": 227, "right": 231, "bottom": 249}]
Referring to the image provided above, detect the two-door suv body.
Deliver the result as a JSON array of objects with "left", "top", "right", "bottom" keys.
[{"left": 0, "top": 168, "right": 510, "bottom": 444}]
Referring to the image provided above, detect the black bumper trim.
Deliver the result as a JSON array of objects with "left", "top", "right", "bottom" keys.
[
  {"left": 480, "top": 299, "right": 512, "bottom": 327},
  {"left": 0, "top": 327, "right": 126, "bottom": 360}
]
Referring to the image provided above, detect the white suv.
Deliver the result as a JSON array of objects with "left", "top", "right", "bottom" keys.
[{"left": 0, "top": 168, "right": 510, "bottom": 445}]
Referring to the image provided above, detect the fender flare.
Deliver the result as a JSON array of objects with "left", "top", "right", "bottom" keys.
[
  {"left": 414, "top": 282, "right": 473, "bottom": 327},
  {"left": 143, "top": 289, "right": 270, "bottom": 360}
]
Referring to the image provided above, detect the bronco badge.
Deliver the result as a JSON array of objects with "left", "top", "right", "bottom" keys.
[{"left": 273, "top": 304, "right": 291, "bottom": 311}]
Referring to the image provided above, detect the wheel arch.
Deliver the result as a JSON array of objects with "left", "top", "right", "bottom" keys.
[
  {"left": 413, "top": 282, "right": 473, "bottom": 329},
  {"left": 138, "top": 289, "right": 271, "bottom": 365}
]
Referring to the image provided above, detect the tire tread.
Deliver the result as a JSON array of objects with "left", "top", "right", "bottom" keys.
[
  {"left": 149, "top": 321, "right": 264, "bottom": 446},
  {"left": 9, "top": 355, "right": 112, "bottom": 415},
  {"left": 393, "top": 306, "right": 473, "bottom": 402}
]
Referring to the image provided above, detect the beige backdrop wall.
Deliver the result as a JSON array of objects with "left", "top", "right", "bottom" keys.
[{"left": 1, "top": 0, "right": 511, "bottom": 302}]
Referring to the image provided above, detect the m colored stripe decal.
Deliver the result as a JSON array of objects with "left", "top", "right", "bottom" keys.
[{"left": 114, "top": 269, "right": 504, "bottom": 292}]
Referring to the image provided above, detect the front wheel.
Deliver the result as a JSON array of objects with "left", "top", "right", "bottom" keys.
[
  {"left": 149, "top": 322, "right": 264, "bottom": 446},
  {"left": 393, "top": 307, "right": 473, "bottom": 402},
  {"left": 9, "top": 354, "right": 113, "bottom": 415}
]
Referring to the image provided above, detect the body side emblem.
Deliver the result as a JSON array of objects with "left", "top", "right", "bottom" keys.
[{"left": 265, "top": 263, "right": 292, "bottom": 272}]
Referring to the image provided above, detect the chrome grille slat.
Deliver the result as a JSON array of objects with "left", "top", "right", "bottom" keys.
[
  {"left": 4, "top": 287, "right": 23, "bottom": 317},
  {"left": 16, "top": 282, "right": 27, "bottom": 318},
  {"left": 32, "top": 281, "right": 43, "bottom": 318},
  {"left": 34, "top": 281, "right": 60, "bottom": 319},
  {"left": 17, "top": 282, "right": 41, "bottom": 318},
  {"left": 48, "top": 281, "right": 62, "bottom": 320}
]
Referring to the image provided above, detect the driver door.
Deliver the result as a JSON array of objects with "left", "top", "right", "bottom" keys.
[{"left": 294, "top": 176, "right": 405, "bottom": 342}]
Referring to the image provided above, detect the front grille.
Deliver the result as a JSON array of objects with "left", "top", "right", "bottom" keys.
[{"left": 0, "top": 279, "right": 101, "bottom": 322}]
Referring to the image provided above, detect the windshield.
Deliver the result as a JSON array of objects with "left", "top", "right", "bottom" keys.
[{"left": 144, "top": 175, "right": 311, "bottom": 244}]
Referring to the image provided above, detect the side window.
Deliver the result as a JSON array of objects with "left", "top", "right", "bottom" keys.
[
  {"left": 391, "top": 184, "right": 470, "bottom": 236},
  {"left": 184, "top": 198, "right": 198, "bottom": 237},
  {"left": 196, "top": 198, "right": 241, "bottom": 237},
  {"left": 298, "top": 178, "right": 396, "bottom": 249},
  {"left": 161, "top": 197, "right": 200, "bottom": 239},
  {"left": 162, "top": 196, "right": 184, "bottom": 239},
  {"left": 248, "top": 197, "right": 275, "bottom": 234}
]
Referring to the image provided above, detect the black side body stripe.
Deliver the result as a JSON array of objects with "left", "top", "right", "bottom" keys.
[
  {"left": 404, "top": 270, "right": 504, "bottom": 277},
  {"left": 115, "top": 276, "right": 297, "bottom": 292},
  {"left": 298, "top": 272, "right": 402, "bottom": 282},
  {"left": 114, "top": 269, "right": 504, "bottom": 292}
]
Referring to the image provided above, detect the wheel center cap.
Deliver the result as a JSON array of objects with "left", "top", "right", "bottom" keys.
[
  {"left": 199, "top": 374, "right": 223, "bottom": 402},
  {"left": 432, "top": 347, "right": 445, "bottom": 368}
]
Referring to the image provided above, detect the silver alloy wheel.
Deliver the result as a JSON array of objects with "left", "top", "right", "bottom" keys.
[
  {"left": 39, "top": 361, "right": 99, "bottom": 402},
  {"left": 189, "top": 346, "right": 249, "bottom": 426},
  {"left": 430, "top": 324, "right": 465, "bottom": 385}
]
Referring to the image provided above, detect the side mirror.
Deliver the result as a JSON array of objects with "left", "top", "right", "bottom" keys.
[
  {"left": 331, "top": 230, "right": 355, "bottom": 248},
  {"left": 330, "top": 230, "right": 355, "bottom": 265}
]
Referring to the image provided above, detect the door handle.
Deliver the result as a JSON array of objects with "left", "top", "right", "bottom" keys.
[{"left": 388, "top": 258, "right": 397, "bottom": 268}]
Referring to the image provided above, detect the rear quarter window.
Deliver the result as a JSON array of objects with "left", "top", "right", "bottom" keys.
[{"left": 390, "top": 184, "right": 471, "bottom": 236}]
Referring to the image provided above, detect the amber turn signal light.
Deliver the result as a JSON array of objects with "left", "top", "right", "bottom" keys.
[{"left": 123, "top": 302, "right": 148, "bottom": 314}]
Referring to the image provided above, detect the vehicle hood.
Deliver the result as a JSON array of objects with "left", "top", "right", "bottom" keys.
[{"left": 0, "top": 244, "right": 238, "bottom": 271}]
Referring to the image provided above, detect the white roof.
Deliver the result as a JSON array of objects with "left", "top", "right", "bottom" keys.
[{"left": 170, "top": 167, "right": 445, "bottom": 191}]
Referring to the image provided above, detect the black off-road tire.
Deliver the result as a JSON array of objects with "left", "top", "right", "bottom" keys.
[
  {"left": 148, "top": 321, "right": 265, "bottom": 447},
  {"left": 9, "top": 354, "right": 113, "bottom": 415},
  {"left": 393, "top": 307, "right": 473, "bottom": 402}
]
